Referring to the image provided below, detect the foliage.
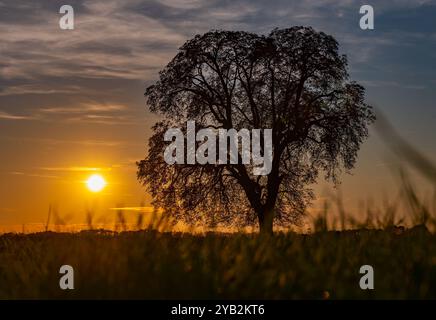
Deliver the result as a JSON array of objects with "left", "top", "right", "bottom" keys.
[{"left": 138, "top": 27, "right": 375, "bottom": 232}]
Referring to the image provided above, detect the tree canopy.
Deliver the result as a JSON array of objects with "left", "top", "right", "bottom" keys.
[{"left": 137, "top": 26, "right": 375, "bottom": 234}]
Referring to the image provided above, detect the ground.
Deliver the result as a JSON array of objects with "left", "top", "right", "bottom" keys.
[{"left": 0, "top": 228, "right": 435, "bottom": 299}]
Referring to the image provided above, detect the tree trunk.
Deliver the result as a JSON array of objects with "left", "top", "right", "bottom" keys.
[{"left": 258, "top": 206, "right": 274, "bottom": 235}]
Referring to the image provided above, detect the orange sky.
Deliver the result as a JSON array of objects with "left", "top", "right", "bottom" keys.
[{"left": 1, "top": 0, "right": 436, "bottom": 232}]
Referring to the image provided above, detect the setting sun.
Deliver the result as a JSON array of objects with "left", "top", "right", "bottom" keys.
[{"left": 86, "top": 174, "right": 106, "bottom": 192}]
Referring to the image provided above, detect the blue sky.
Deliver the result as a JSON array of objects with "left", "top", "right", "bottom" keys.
[{"left": 0, "top": 0, "right": 435, "bottom": 229}]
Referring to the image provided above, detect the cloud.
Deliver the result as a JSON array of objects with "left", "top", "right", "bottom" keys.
[
  {"left": 0, "top": 111, "right": 34, "bottom": 120},
  {"left": 63, "top": 114, "right": 140, "bottom": 125},
  {"left": 0, "top": 100, "right": 136, "bottom": 124},
  {"left": 39, "top": 166, "right": 113, "bottom": 172},
  {"left": 0, "top": 84, "right": 83, "bottom": 96},
  {"left": 0, "top": 136, "right": 137, "bottom": 147},
  {"left": 0, "top": 1, "right": 434, "bottom": 129},
  {"left": 8, "top": 171, "right": 59, "bottom": 179},
  {"left": 12, "top": 101, "right": 142, "bottom": 125},
  {"left": 1, "top": 0, "right": 434, "bottom": 87},
  {"left": 39, "top": 102, "right": 127, "bottom": 114},
  {"left": 109, "top": 206, "right": 156, "bottom": 213},
  {"left": 360, "top": 80, "right": 427, "bottom": 90},
  {"left": 0, "top": 0, "right": 185, "bottom": 82}
]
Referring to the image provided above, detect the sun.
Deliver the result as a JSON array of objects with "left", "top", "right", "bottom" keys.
[{"left": 86, "top": 174, "right": 106, "bottom": 192}]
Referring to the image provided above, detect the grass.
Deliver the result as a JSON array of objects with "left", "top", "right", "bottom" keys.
[{"left": 1, "top": 224, "right": 436, "bottom": 299}]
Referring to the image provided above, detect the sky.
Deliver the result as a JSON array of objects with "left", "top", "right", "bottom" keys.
[{"left": 1, "top": 0, "right": 436, "bottom": 231}]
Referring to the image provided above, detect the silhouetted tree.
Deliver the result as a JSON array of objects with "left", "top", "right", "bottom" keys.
[{"left": 137, "top": 27, "right": 375, "bottom": 234}]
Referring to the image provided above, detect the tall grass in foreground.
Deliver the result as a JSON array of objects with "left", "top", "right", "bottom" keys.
[
  {"left": 2, "top": 183, "right": 436, "bottom": 300},
  {"left": 0, "top": 226, "right": 435, "bottom": 299}
]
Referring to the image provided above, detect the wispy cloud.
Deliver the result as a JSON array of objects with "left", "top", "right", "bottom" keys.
[
  {"left": 39, "top": 166, "right": 113, "bottom": 172},
  {"left": 360, "top": 80, "right": 427, "bottom": 90},
  {"left": 9, "top": 171, "right": 59, "bottom": 179},
  {"left": 109, "top": 206, "right": 156, "bottom": 213},
  {"left": 0, "top": 136, "right": 141, "bottom": 147},
  {"left": 0, "top": 0, "right": 184, "bottom": 82},
  {"left": 57, "top": 113, "right": 140, "bottom": 125},
  {"left": 0, "top": 111, "right": 34, "bottom": 120},
  {"left": 39, "top": 102, "right": 128, "bottom": 116},
  {"left": 0, "top": 84, "right": 84, "bottom": 96},
  {"left": 14, "top": 102, "right": 139, "bottom": 125},
  {"left": 1, "top": 0, "right": 434, "bottom": 91},
  {"left": 0, "top": 103, "right": 137, "bottom": 124}
]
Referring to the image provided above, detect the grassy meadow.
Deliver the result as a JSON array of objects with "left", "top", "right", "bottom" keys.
[{"left": 1, "top": 219, "right": 436, "bottom": 299}]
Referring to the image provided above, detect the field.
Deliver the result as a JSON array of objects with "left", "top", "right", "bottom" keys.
[{"left": 1, "top": 225, "right": 436, "bottom": 299}]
